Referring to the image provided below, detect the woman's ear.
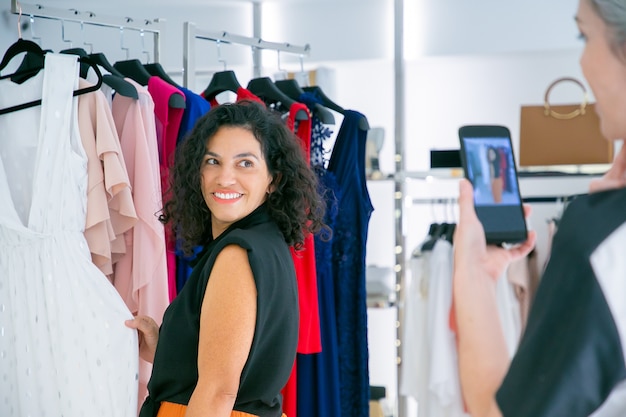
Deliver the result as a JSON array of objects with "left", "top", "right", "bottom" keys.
[
  {"left": 267, "top": 179, "right": 275, "bottom": 194},
  {"left": 268, "top": 173, "right": 282, "bottom": 194}
]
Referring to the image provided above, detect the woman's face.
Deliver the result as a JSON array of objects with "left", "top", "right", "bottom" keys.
[
  {"left": 577, "top": 0, "right": 626, "bottom": 140},
  {"left": 200, "top": 126, "right": 273, "bottom": 238}
]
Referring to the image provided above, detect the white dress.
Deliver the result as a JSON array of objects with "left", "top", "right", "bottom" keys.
[{"left": 0, "top": 53, "right": 138, "bottom": 417}]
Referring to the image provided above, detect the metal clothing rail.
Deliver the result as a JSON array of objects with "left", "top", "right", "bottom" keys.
[
  {"left": 10, "top": 0, "right": 166, "bottom": 62},
  {"left": 411, "top": 194, "right": 584, "bottom": 205},
  {"left": 183, "top": 21, "right": 311, "bottom": 89}
]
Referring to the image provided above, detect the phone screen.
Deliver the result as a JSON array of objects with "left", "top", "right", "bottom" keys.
[{"left": 458, "top": 125, "right": 528, "bottom": 245}]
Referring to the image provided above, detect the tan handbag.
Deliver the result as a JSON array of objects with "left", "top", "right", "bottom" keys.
[{"left": 519, "top": 77, "right": 613, "bottom": 166}]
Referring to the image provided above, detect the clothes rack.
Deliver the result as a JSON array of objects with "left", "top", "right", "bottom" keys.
[
  {"left": 182, "top": 21, "right": 310, "bottom": 90},
  {"left": 10, "top": 0, "right": 166, "bottom": 62},
  {"left": 410, "top": 194, "right": 583, "bottom": 205}
]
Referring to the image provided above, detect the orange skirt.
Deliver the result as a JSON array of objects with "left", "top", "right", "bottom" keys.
[{"left": 156, "top": 401, "right": 286, "bottom": 417}]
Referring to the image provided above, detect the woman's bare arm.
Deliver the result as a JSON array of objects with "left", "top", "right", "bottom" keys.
[{"left": 185, "top": 244, "right": 257, "bottom": 417}]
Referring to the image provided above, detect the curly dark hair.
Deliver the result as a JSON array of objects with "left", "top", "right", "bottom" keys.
[{"left": 160, "top": 100, "right": 330, "bottom": 256}]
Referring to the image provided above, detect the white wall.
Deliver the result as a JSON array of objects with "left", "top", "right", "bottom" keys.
[
  {"left": 404, "top": 48, "right": 586, "bottom": 172},
  {"left": 261, "top": 0, "right": 394, "bottom": 62},
  {"left": 404, "top": 0, "right": 580, "bottom": 58}
]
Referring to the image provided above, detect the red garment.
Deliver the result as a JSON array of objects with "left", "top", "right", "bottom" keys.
[
  {"left": 202, "top": 87, "right": 265, "bottom": 107},
  {"left": 286, "top": 103, "right": 321, "bottom": 353},
  {"left": 147, "top": 76, "right": 185, "bottom": 302},
  {"left": 499, "top": 148, "right": 507, "bottom": 191},
  {"left": 282, "top": 103, "right": 320, "bottom": 417},
  {"left": 282, "top": 363, "right": 297, "bottom": 417}
]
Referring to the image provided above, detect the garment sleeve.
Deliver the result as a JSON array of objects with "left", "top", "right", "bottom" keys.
[
  {"left": 506, "top": 256, "right": 530, "bottom": 331},
  {"left": 93, "top": 91, "right": 137, "bottom": 263},
  {"left": 77, "top": 83, "right": 118, "bottom": 276}
]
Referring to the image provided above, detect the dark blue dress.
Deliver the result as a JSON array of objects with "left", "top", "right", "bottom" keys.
[
  {"left": 296, "top": 113, "right": 342, "bottom": 417},
  {"left": 327, "top": 110, "right": 373, "bottom": 417},
  {"left": 296, "top": 95, "right": 373, "bottom": 417}
]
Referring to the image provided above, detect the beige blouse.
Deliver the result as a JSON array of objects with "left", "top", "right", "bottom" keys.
[{"left": 77, "top": 79, "right": 137, "bottom": 276}]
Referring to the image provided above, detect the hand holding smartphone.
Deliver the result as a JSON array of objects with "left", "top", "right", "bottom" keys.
[{"left": 458, "top": 125, "right": 528, "bottom": 245}]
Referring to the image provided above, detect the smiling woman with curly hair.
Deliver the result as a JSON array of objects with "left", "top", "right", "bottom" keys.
[
  {"left": 126, "top": 100, "right": 330, "bottom": 417},
  {"left": 161, "top": 99, "right": 328, "bottom": 256}
]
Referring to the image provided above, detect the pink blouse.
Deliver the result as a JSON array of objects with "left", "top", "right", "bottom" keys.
[
  {"left": 77, "top": 79, "right": 137, "bottom": 277},
  {"left": 112, "top": 79, "right": 170, "bottom": 408}
]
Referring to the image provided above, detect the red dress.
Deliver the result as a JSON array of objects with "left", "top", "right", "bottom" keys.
[{"left": 282, "top": 103, "right": 322, "bottom": 417}]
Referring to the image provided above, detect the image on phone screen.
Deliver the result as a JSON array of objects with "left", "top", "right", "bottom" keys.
[
  {"left": 462, "top": 138, "right": 520, "bottom": 206},
  {"left": 459, "top": 125, "right": 527, "bottom": 245}
]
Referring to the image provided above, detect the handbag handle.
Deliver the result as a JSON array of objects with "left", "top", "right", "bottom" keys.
[{"left": 543, "top": 77, "right": 589, "bottom": 120}]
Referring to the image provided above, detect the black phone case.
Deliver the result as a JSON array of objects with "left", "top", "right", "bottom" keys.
[{"left": 458, "top": 125, "right": 528, "bottom": 245}]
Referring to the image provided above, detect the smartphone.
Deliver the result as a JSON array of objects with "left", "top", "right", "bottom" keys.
[{"left": 458, "top": 125, "right": 528, "bottom": 245}]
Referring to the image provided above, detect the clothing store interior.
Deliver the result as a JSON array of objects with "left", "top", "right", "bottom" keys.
[{"left": 0, "top": 1, "right": 614, "bottom": 417}]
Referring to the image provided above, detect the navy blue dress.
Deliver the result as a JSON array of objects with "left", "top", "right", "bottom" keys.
[
  {"left": 296, "top": 95, "right": 372, "bottom": 417},
  {"left": 296, "top": 113, "right": 342, "bottom": 417},
  {"left": 327, "top": 110, "right": 373, "bottom": 417}
]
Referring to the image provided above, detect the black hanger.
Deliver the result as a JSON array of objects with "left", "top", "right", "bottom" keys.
[
  {"left": 303, "top": 85, "right": 344, "bottom": 113},
  {"left": 1, "top": 39, "right": 47, "bottom": 86},
  {"left": 115, "top": 58, "right": 184, "bottom": 108},
  {"left": 0, "top": 39, "right": 103, "bottom": 116},
  {"left": 247, "top": 77, "right": 308, "bottom": 121},
  {"left": 303, "top": 85, "right": 369, "bottom": 131},
  {"left": 412, "top": 223, "right": 437, "bottom": 256},
  {"left": 89, "top": 52, "right": 126, "bottom": 78},
  {"left": 427, "top": 222, "right": 438, "bottom": 237},
  {"left": 89, "top": 52, "right": 139, "bottom": 99},
  {"left": 167, "top": 92, "right": 186, "bottom": 109},
  {"left": 201, "top": 70, "right": 241, "bottom": 101},
  {"left": 421, "top": 222, "right": 447, "bottom": 252},
  {"left": 444, "top": 223, "right": 456, "bottom": 243},
  {"left": 144, "top": 62, "right": 182, "bottom": 89},
  {"left": 274, "top": 79, "right": 304, "bottom": 100},
  {"left": 99, "top": 74, "right": 139, "bottom": 99},
  {"left": 0, "top": 38, "right": 43, "bottom": 71},
  {"left": 114, "top": 58, "right": 151, "bottom": 86},
  {"left": 275, "top": 79, "right": 335, "bottom": 125},
  {"left": 60, "top": 47, "right": 88, "bottom": 56},
  {"left": 12, "top": 50, "right": 46, "bottom": 84},
  {"left": 419, "top": 223, "right": 438, "bottom": 252},
  {"left": 63, "top": 48, "right": 138, "bottom": 99}
]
